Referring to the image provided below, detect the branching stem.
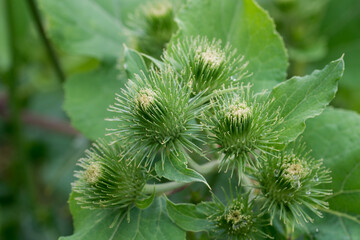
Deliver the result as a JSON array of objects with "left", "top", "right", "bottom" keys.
[
  {"left": 143, "top": 182, "right": 187, "bottom": 195},
  {"left": 143, "top": 160, "right": 220, "bottom": 194},
  {"left": 187, "top": 159, "right": 220, "bottom": 175},
  {"left": 26, "top": 0, "right": 65, "bottom": 83}
]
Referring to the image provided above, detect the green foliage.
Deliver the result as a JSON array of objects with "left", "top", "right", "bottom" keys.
[
  {"left": 257, "top": 0, "right": 329, "bottom": 64},
  {"left": 0, "top": 0, "right": 81, "bottom": 238},
  {"left": 302, "top": 108, "right": 360, "bottom": 239},
  {"left": 31, "top": 0, "right": 360, "bottom": 239},
  {"left": 258, "top": 0, "right": 360, "bottom": 111},
  {"left": 154, "top": 151, "right": 209, "bottom": 187},
  {"left": 42, "top": 0, "right": 184, "bottom": 140},
  {"left": 60, "top": 194, "right": 186, "bottom": 240},
  {"left": 166, "top": 200, "right": 216, "bottom": 232},
  {"left": 38, "top": 0, "right": 129, "bottom": 59},
  {"left": 63, "top": 63, "right": 124, "bottom": 140},
  {"left": 319, "top": 0, "right": 360, "bottom": 111},
  {"left": 269, "top": 58, "right": 344, "bottom": 143}
]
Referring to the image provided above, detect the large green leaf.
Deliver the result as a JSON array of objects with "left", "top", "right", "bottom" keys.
[
  {"left": 64, "top": 47, "right": 150, "bottom": 139},
  {"left": 174, "top": 0, "right": 288, "bottom": 91},
  {"left": 60, "top": 193, "right": 186, "bottom": 240},
  {"left": 39, "top": 0, "right": 185, "bottom": 60},
  {"left": 166, "top": 199, "right": 216, "bottom": 232},
  {"left": 91, "top": 0, "right": 147, "bottom": 23},
  {"left": 269, "top": 58, "right": 344, "bottom": 143},
  {"left": 155, "top": 153, "right": 209, "bottom": 188},
  {"left": 91, "top": 0, "right": 186, "bottom": 25},
  {"left": 302, "top": 108, "right": 360, "bottom": 239},
  {"left": 63, "top": 63, "right": 125, "bottom": 139},
  {"left": 38, "top": 0, "right": 130, "bottom": 59}
]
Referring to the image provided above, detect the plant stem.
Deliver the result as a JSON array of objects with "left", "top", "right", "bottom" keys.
[
  {"left": 187, "top": 159, "right": 220, "bottom": 175},
  {"left": 142, "top": 160, "right": 220, "bottom": 195},
  {"left": 26, "top": 0, "right": 65, "bottom": 83},
  {"left": 143, "top": 182, "right": 187, "bottom": 195}
]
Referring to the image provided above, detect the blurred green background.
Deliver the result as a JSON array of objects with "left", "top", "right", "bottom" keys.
[
  {"left": 0, "top": 0, "right": 359, "bottom": 239},
  {"left": 0, "top": 0, "right": 91, "bottom": 238}
]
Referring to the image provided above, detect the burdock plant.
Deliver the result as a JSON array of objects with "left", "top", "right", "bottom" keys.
[
  {"left": 54, "top": 1, "right": 347, "bottom": 237},
  {"left": 107, "top": 67, "right": 209, "bottom": 167},
  {"left": 72, "top": 139, "right": 149, "bottom": 214},
  {"left": 202, "top": 84, "right": 284, "bottom": 177},
  {"left": 164, "top": 36, "right": 248, "bottom": 94},
  {"left": 65, "top": 49, "right": 342, "bottom": 239},
  {"left": 253, "top": 144, "right": 332, "bottom": 229},
  {"left": 209, "top": 190, "right": 270, "bottom": 240}
]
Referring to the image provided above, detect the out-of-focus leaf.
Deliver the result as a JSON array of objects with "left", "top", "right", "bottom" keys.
[
  {"left": 38, "top": 0, "right": 130, "bottom": 59},
  {"left": 63, "top": 62, "right": 125, "bottom": 140},
  {"left": 302, "top": 108, "right": 360, "bottom": 239},
  {"left": 317, "top": 0, "right": 360, "bottom": 111}
]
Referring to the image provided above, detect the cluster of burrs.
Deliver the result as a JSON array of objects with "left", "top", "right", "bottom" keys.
[{"left": 72, "top": 35, "right": 332, "bottom": 238}]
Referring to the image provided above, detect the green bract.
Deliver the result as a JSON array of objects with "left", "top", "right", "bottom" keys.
[
  {"left": 254, "top": 144, "right": 331, "bottom": 227},
  {"left": 73, "top": 139, "right": 148, "bottom": 211},
  {"left": 107, "top": 67, "right": 207, "bottom": 166},
  {"left": 164, "top": 36, "right": 248, "bottom": 95},
  {"left": 202, "top": 84, "right": 283, "bottom": 177},
  {"left": 209, "top": 191, "right": 269, "bottom": 240}
]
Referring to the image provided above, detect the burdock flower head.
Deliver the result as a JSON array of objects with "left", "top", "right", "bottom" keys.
[
  {"left": 209, "top": 190, "right": 269, "bottom": 240},
  {"left": 107, "top": 67, "right": 208, "bottom": 166},
  {"left": 164, "top": 36, "right": 248, "bottom": 95},
  {"left": 128, "top": 0, "right": 177, "bottom": 58},
  {"left": 254, "top": 143, "right": 332, "bottom": 227},
  {"left": 202, "top": 84, "right": 283, "bottom": 178},
  {"left": 72, "top": 139, "right": 148, "bottom": 211}
]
